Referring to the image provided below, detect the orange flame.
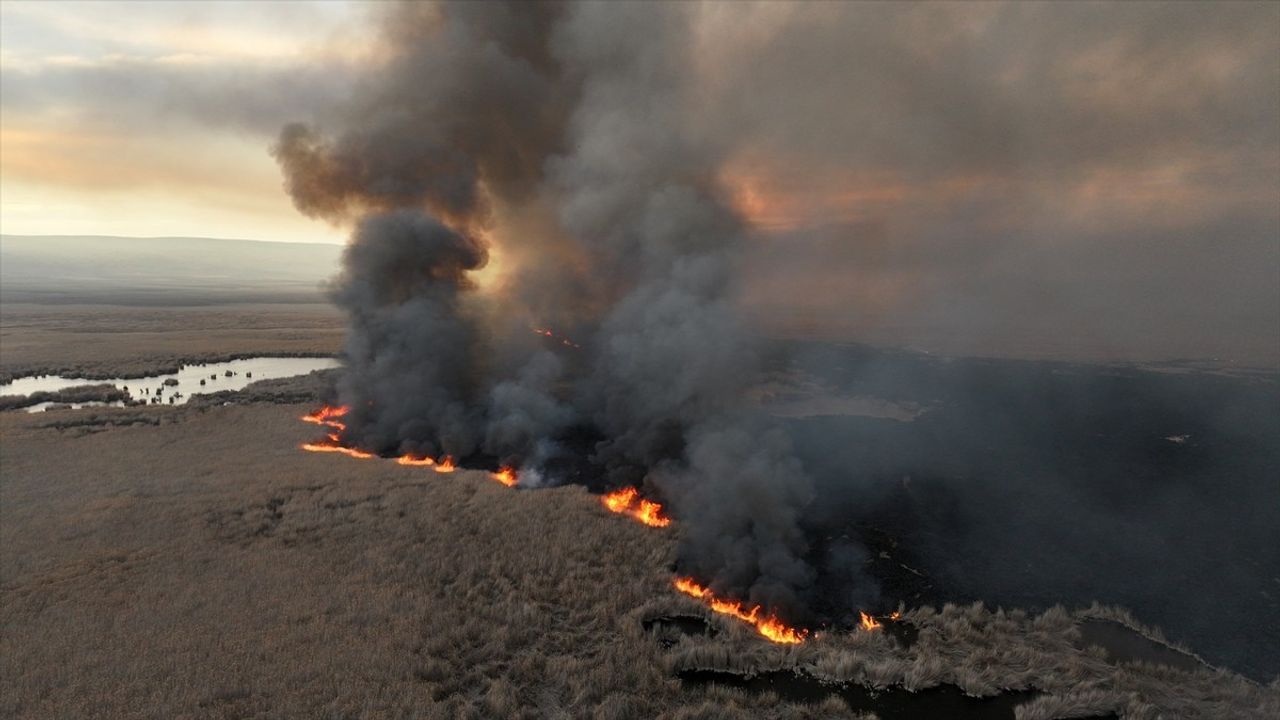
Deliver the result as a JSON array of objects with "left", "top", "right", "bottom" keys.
[
  {"left": 434, "top": 456, "right": 457, "bottom": 473},
  {"left": 859, "top": 611, "right": 882, "bottom": 631},
  {"left": 672, "top": 577, "right": 806, "bottom": 644},
  {"left": 302, "top": 405, "right": 349, "bottom": 430},
  {"left": 491, "top": 467, "right": 518, "bottom": 487},
  {"left": 396, "top": 455, "right": 435, "bottom": 467},
  {"left": 300, "top": 441, "right": 374, "bottom": 459},
  {"left": 601, "top": 487, "right": 672, "bottom": 528},
  {"left": 603, "top": 486, "right": 638, "bottom": 512},
  {"left": 299, "top": 405, "right": 377, "bottom": 459}
]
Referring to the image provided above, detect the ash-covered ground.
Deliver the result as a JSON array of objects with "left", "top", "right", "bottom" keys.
[{"left": 761, "top": 341, "right": 1280, "bottom": 681}]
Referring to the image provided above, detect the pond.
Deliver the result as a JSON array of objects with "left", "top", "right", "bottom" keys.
[
  {"left": 1075, "top": 619, "right": 1206, "bottom": 672},
  {"left": 1, "top": 357, "right": 341, "bottom": 411}
]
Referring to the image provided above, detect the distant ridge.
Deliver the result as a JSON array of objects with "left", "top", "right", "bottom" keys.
[{"left": 0, "top": 234, "right": 343, "bottom": 305}]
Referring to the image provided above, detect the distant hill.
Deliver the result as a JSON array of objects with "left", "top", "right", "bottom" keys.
[{"left": 0, "top": 235, "right": 343, "bottom": 305}]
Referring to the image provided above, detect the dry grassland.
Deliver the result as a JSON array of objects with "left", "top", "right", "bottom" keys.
[
  {"left": 0, "top": 304, "right": 344, "bottom": 382},
  {"left": 3, "top": 400, "right": 1276, "bottom": 719}
]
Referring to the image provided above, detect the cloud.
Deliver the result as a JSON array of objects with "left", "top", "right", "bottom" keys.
[
  {"left": 698, "top": 1, "right": 1280, "bottom": 364},
  {"left": 0, "top": 0, "right": 1274, "bottom": 361}
]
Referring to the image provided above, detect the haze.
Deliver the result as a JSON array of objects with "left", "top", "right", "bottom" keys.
[{"left": 1, "top": 0, "right": 1276, "bottom": 365}]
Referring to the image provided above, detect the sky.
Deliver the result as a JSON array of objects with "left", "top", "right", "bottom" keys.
[
  {"left": 0, "top": 1, "right": 1276, "bottom": 363},
  {"left": 0, "top": 0, "right": 365, "bottom": 244}
]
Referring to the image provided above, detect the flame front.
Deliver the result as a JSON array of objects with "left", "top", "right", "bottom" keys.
[
  {"left": 601, "top": 487, "right": 672, "bottom": 527},
  {"left": 300, "top": 405, "right": 376, "bottom": 457},
  {"left": 859, "top": 611, "right": 882, "bottom": 631},
  {"left": 300, "top": 441, "right": 374, "bottom": 459},
  {"left": 673, "top": 577, "right": 806, "bottom": 644},
  {"left": 302, "top": 405, "right": 349, "bottom": 429},
  {"left": 299, "top": 408, "right": 471, "bottom": 478},
  {"left": 396, "top": 455, "right": 435, "bottom": 467},
  {"left": 491, "top": 467, "right": 518, "bottom": 487}
]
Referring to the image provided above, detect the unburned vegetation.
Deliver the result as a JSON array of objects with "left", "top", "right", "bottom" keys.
[
  {"left": 0, "top": 303, "right": 343, "bottom": 383},
  {"left": 2, "top": 399, "right": 1276, "bottom": 719}
]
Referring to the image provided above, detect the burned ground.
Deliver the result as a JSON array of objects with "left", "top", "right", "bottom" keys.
[{"left": 768, "top": 342, "right": 1280, "bottom": 680}]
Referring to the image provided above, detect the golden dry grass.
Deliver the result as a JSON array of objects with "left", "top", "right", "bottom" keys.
[{"left": 5, "top": 402, "right": 878, "bottom": 719}]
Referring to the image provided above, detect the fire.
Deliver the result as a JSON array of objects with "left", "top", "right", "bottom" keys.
[
  {"left": 758, "top": 616, "right": 807, "bottom": 644},
  {"left": 673, "top": 576, "right": 710, "bottom": 598},
  {"left": 633, "top": 499, "right": 669, "bottom": 527},
  {"left": 300, "top": 405, "right": 377, "bottom": 458},
  {"left": 298, "top": 407, "right": 469, "bottom": 475},
  {"left": 396, "top": 455, "right": 435, "bottom": 467},
  {"left": 672, "top": 577, "right": 807, "bottom": 644},
  {"left": 859, "top": 611, "right": 882, "bottom": 631},
  {"left": 601, "top": 487, "right": 672, "bottom": 528},
  {"left": 491, "top": 466, "right": 518, "bottom": 487},
  {"left": 603, "top": 486, "right": 638, "bottom": 512},
  {"left": 300, "top": 441, "right": 374, "bottom": 459},
  {"left": 302, "top": 405, "right": 349, "bottom": 430}
]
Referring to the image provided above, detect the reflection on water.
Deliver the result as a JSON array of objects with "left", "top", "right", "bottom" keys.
[
  {"left": 22, "top": 401, "right": 127, "bottom": 413},
  {"left": 1076, "top": 619, "right": 1205, "bottom": 672},
  {"left": 1, "top": 357, "right": 340, "bottom": 412}
]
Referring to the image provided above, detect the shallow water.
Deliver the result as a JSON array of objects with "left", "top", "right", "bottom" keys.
[
  {"left": 22, "top": 401, "right": 126, "bottom": 413},
  {"left": 1, "top": 357, "right": 340, "bottom": 411},
  {"left": 1076, "top": 619, "right": 1205, "bottom": 672}
]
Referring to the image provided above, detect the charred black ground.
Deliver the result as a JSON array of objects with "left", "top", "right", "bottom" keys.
[{"left": 769, "top": 341, "right": 1280, "bottom": 681}]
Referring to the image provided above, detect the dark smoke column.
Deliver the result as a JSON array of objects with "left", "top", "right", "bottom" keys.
[
  {"left": 274, "top": 0, "right": 835, "bottom": 617},
  {"left": 551, "top": 3, "right": 817, "bottom": 611},
  {"left": 271, "top": 2, "right": 574, "bottom": 459},
  {"left": 327, "top": 211, "right": 487, "bottom": 458}
]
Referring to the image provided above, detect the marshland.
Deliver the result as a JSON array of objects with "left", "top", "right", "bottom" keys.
[{"left": 2, "top": 1, "right": 1278, "bottom": 718}]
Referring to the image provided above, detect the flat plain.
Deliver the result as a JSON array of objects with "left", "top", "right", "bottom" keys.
[{"left": 2, "top": 304, "right": 1276, "bottom": 719}]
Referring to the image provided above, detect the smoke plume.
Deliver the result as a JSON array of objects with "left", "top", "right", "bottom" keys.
[{"left": 274, "top": 1, "right": 823, "bottom": 613}]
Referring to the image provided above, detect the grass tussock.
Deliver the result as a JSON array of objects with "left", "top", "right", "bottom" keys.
[{"left": 666, "top": 599, "right": 1277, "bottom": 719}]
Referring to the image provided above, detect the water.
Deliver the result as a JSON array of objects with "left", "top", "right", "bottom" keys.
[
  {"left": 1, "top": 357, "right": 340, "bottom": 411},
  {"left": 22, "top": 401, "right": 126, "bottom": 413},
  {"left": 1076, "top": 619, "right": 1206, "bottom": 672}
]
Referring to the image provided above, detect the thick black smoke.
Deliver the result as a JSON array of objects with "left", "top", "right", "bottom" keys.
[{"left": 274, "top": 1, "right": 828, "bottom": 613}]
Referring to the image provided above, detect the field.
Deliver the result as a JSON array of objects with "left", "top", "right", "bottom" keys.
[
  {"left": 2, "top": 304, "right": 1277, "bottom": 719},
  {"left": 0, "top": 303, "right": 343, "bottom": 382}
]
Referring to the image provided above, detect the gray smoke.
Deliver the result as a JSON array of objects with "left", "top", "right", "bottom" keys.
[{"left": 274, "top": 0, "right": 823, "bottom": 613}]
